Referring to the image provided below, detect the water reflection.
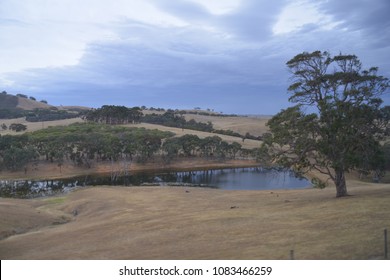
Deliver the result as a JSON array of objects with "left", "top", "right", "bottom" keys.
[
  {"left": 173, "top": 167, "right": 309, "bottom": 190},
  {"left": 0, "top": 167, "right": 310, "bottom": 198}
]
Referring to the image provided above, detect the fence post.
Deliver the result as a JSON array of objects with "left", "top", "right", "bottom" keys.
[
  {"left": 290, "top": 250, "right": 294, "bottom": 260},
  {"left": 385, "top": 229, "right": 388, "bottom": 260}
]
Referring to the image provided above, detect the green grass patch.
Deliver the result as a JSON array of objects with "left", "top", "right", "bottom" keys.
[{"left": 43, "top": 197, "right": 67, "bottom": 205}]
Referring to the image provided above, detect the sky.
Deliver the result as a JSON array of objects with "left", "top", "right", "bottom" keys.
[{"left": 1, "top": 0, "right": 389, "bottom": 114}]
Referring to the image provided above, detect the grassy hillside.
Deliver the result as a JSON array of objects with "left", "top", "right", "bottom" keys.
[
  {"left": 0, "top": 93, "right": 88, "bottom": 125},
  {"left": 0, "top": 93, "right": 53, "bottom": 110},
  {"left": 16, "top": 96, "right": 53, "bottom": 110},
  {"left": 0, "top": 181, "right": 389, "bottom": 259},
  {"left": 184, "top": 113, "right": 269, "bottom": 137}
]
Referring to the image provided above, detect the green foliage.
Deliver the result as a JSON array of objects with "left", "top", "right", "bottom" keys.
[
  {"left": 16, "top": 93, "right": 28, "bottom": 99},
  {"left": 2, "top": 146, "right": 36, "bottom": 171},
  {"left": 142, "top": 110, "right": 214, "bottom": 132},
  {"left": 213, "top": 129, "right": 242, "bottom": 138},
  {"left": 263, "top": 51, "right": 390, "bottom": 197},
  {"left": 178, "top": 134, "right": 201, "bottom": 156},
  {"left": 142, "top": 110, "right": 185, "bottom": 127},
  {"left": 0, "top": 123, "right": 174, "bottom": 171},
  {"left": 0, "top": 134, "right": 36, "bottom": 171},
  {"left": 213, "top": 129, "right": 262, "bottom": 141},
  {"left": 83, "top": 105, "right": 143, "bottom": 124},
  {"left": 162, "top": 134, "right": 244, "bottom": 162},
  {"left": 25, "top": 108, "right": 82, "bottom": 122},
  {"left": 0, "top": 109, "right": 25, "bottom": 119},
  {"left": 311, "top": 177, "right": 327, "bottom": 189},
  {"left": 382, "top": 142, "right": 390, "bottom": 170},
  {"left": 162, "top": 137, "right": 182, "bottom": 162},
  {"left": 9, "top": 123, "right": 27, "bottom": 132}
]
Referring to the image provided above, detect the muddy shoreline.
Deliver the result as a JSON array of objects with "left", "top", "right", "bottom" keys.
[{"left": 0, "top": 158, "right": 259, "bottom": 181}]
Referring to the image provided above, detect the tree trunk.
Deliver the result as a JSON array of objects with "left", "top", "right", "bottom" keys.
[{"left": 335, "top": 168, "right": 348, "bottom": 197}]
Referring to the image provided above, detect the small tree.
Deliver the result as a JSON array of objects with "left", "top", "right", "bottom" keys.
[
  {"left": 9, "top": 123, "right": 27, "bottom": 132},
  {"left": 16, "top": 93, "right": 28, "bottom": 98},
  {"left": 261, "top": 51, "right": 389, "bottom": 197}
]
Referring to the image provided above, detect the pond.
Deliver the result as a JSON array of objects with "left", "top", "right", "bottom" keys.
[{"left": 0, "top": 167, "right": 311, "bottom": 198}]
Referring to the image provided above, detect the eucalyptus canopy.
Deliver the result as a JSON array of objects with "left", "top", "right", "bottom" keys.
[{"left": 262, "top": 51, "right": 389, "bottom": 197}]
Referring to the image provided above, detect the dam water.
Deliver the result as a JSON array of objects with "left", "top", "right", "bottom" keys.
[{"left": 0, "top": 167, "right": 310, "bottom": 198}]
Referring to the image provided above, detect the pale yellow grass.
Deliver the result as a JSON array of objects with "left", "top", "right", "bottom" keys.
[
  {"left": 184, "top": 114, "right": 270, "bottom": 137},
  {"left": 0, "top": 181, "right": 389, "bottom": 260},
  {"left": 16, "top": 98, "right": 53, "bottom": 110},
  {"left": 0, "top": 118, "right": 83, "bottom": 135}
]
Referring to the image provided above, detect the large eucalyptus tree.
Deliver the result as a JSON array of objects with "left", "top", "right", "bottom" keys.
[{"left": 262, "top": 51, "right": 389, "bottom": 197}]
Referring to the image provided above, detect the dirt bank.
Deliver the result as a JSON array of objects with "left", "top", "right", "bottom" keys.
[{"left": 0, "top": 158, "right": 259, "bottom": 181}]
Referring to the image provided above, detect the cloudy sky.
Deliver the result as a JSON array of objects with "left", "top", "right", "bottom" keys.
[{"left": 1, "top": 0, "right": 389, "bottom": 114}]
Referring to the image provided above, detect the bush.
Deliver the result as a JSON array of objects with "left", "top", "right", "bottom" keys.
[
  {"left": 9, "top": 123, "right": 27, "bottom": 132},
  {"left": 16, "top": 93, "right": 28, "bottom": 98}
]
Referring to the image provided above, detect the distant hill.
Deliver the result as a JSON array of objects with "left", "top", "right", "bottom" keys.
[
  {"left": 0, "top": 93, "right": 53, "bottom": 110},
  {"left": 16, "top": 97, "right": 53, "bottom": 110},
  {"left": 0, "top": 93, "right": 88, "bottom": 120}
]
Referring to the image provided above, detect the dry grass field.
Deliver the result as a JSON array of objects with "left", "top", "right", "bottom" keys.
[
  {"left": 0, "top": 117, "right": 84, "bottom": 135},
  {"left": 0, "top": 180, "right": 389, "bottom": 260},
  {"left": 16, "top": 98, "right": 53, "bottom": 110},
  {"left": 183, "top": 113, "right": 269, "bottom": 137}
]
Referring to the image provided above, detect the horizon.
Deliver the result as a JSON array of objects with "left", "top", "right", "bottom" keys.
[
  {"left": 1, "top": 0, "right": 390, "bottom": 115},
  {"left": 3, "top": 91, "right": 274, "bottom": 116}
]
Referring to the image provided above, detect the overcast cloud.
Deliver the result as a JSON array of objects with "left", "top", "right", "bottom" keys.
[{"left": 1, "top": 0, "right": 389, "bottom": 114}]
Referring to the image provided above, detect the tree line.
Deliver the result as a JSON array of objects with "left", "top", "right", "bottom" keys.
[
  {"left": 25, "top": 108, "right": 83, "bottom": 122},
  {"left": 83, "top": 105, "right": 143, "bottom": 124},
  {"left": 162, "top": 134, "right": 246, "bottom": 163},
  {"left": 0, "top": 122, "right": 253, "bottom": 173},
  {"left": 141, "top": 110, "right": 214, "bottom": 132},
  {"left": 0, "top": 123, "right": 172, "bottom": 171}
]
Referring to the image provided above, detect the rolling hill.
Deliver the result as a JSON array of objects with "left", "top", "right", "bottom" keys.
[
  {"left": 0, "top": 93, "right": 52, "bottom": 110},
  {"left": 0, "top": 93, "right": 89, "bottom": 121}
]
